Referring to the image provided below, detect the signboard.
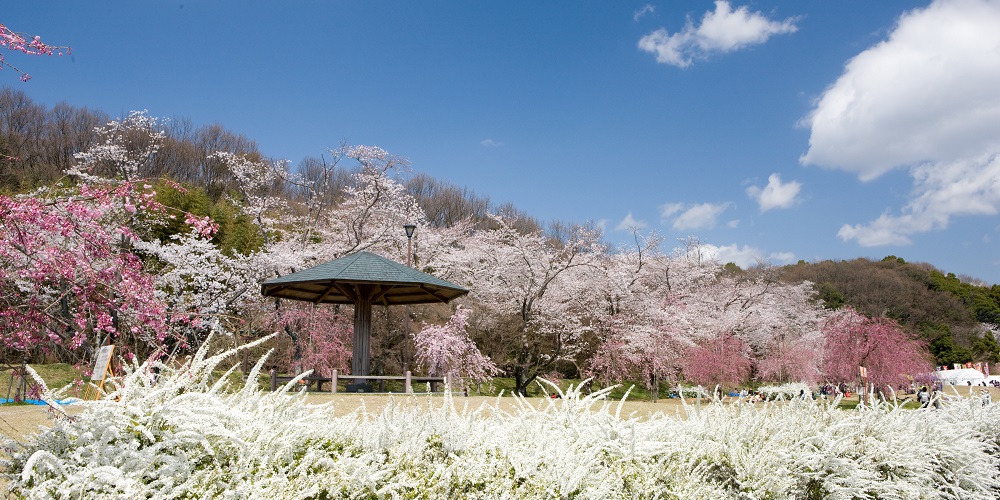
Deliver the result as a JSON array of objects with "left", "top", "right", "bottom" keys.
[
  {"left": 84, "top": 345, "right": 115, "bottom": 400},
  {"left": 91, "top": 345, "right": 114, "bottom": 381}
]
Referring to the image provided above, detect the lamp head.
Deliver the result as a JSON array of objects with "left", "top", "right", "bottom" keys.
[{"left": 404, "top": 224, "right": 416, "bottom": 238}]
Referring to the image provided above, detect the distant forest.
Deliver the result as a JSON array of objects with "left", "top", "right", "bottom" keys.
[{"left": 2, "top": 86, "right": 999, "bottom": 366}]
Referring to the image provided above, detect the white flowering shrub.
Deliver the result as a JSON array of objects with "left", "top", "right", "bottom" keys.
[
  {"left": 5, "top": 340, "right": 1000, "bottom": 499},
  {"left": 671, "top": 385, "right": 710, "bottom": 399},
  {"left": 757, "top": 382, "right": 813, "bottom": 400}
]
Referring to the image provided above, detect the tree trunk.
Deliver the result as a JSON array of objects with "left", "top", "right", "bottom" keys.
[{"left": 513, "top": 366, "right": 536, "bottom": 396}]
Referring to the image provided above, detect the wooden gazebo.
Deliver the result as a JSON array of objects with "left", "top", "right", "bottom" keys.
[{"left": 260, "top": 251, "right": 468, "bottom": 385}]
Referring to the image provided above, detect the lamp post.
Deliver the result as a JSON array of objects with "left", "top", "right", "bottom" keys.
[
  {"left": 403, "top": 224, "right": 416, "bottom": 373},
  {"left": 404, "top": 224, "right": 416, "bottom": 267}
]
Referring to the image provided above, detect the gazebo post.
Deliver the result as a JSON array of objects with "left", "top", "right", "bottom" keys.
[{"left": 351, "top": 285, "right": 374, "bottom": 389}]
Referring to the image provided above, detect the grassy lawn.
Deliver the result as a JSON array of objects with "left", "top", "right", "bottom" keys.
[
  {"left": 0, "top": 363, "right": 85, "bottom": 402},
  {"left": 6, "top": 362, "right": 997, "bottom": 407}
]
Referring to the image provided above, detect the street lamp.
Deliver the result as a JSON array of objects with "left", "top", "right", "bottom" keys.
[
  {"left": 403, "top": 224, "right": 416, "bottom": 375},
  {"left": 404, "top": 224, "right": 416, "bottom": 267}
]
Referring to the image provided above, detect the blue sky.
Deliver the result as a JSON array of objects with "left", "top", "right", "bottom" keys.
[{"left": 5, "top": 1, "right": 1000, "bottom": 284}]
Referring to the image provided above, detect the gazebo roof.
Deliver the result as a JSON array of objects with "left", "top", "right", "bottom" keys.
[{"left": 260, "top": 251, "right": 468, "bottom": 306}]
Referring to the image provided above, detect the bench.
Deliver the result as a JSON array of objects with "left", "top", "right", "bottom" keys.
[{"left": 269, "top": 369, "right": 452, "bottom": 394}]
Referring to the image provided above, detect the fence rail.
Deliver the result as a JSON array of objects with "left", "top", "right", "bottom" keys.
[{"left": 269, "top": 369, "right": 452, "bottom": 394}]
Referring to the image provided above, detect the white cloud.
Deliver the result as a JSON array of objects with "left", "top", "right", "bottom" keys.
[
  {"left": 800, "top": 0, "right": 1000, "bottom": 247},
  {"left": 658, "top": 202, "right": 685, "bottom": 220},
  {"left": 768, "top": 251, "right": 797, "bottom": 263},
  {"left": 615, "top": 212, "right": 648, "bottom": 231},
  {"left": 801, "top": 0, "right": 1000, "bottom": 178},
  {"left": 837, "top": 214, "right": 913, "bottom": 247},
  {"left": 670, "top": 202, "right": 732, "bottom": 230},
  {"left": 701, "top": 243, "right": 761, "bottom": 267},
  {"left": 480, "top": 139, "right": 502, "bottom": 148},
  {"left": 746, "top": 173, "right": 802, "bottom": 212},
  {"left": 634, "top": 4, "right": 655, "bottom": 22},
  {"left": 838, "top": 153, "right": 1000, "bottom": 246},
  {"left": 638, "top": 1, "right": 797, "bottom": 68},
  {"left": 700, "top": 243, "right": 796, "bottom": 267},
  {"left": 684, "top": 243, "right": 795, "bottom": 269}
]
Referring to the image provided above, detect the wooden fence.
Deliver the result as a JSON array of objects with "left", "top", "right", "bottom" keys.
[{"left": 269, "top": 369, "right": 452, "bottom": 394}]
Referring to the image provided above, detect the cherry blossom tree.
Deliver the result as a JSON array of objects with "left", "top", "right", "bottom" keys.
[
  {"left": 0, "top": 22, "right": 69, "bottom": 82},
  {"left": 746, "top": 279, "right": 828, "bottom": 384},
  {"left": 413, "top": 306, "right": 499, "bottom": 386},
  {"left": 657, "top": 255, "right": 829, "bottom": 384},
  {"left": 210, "top": 151, "right": 293, "bottom": 249},
  {"left": 680, "top": 331, "right": 754, "bottom": 388},
  {"left": 450, "top": 214, "right": 604, "bottom": 395},
  {"left": 217, "top": 144, "right": 427, "bottom": 274},
  {"left": 0, "top": 190, "right": 169, "bottom": 363},
  {"left": 672, "top": 265, "right": 786, "bottom": 349},
  {"left": 258, "top": 301, "right": 352, "bottom": 378},
  {"left": 756, "top": 339, "right": 823, "bottom": 385},
  {"left": 821, "top": 307, "right": 933, "bottom": 393},
  {"left": 67, "top": 111, "right": 167, "bottom": 183},
  {"left": 586, "top": 318, "right": 684, "bottom": 400},
  {"left": 0, "top": 111, "right": 255, "bottom": 367},
  {"left": 586, "top": 230, "right": 687, "bottom": 399},
  {"left": 213, "top": 144, "right": 435, "bottom": 376},
  {"left": 132, "top": 225, "right": 270, "bottom": 352},
  {"left": 324, "top": 145, "right": 425, "bottom": 259}
]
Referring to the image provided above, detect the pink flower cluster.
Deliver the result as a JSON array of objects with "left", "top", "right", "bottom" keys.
[
  {"left": 185, "top": 213, "right": 220, "bottom": 238},
  {"left": 0, "top": 22, "right": 70, "bottom": 82}
]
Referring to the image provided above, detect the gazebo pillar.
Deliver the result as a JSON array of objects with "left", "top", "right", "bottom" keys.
[{"left": 352, "top": 285, "right": 374, "bottom": 382}]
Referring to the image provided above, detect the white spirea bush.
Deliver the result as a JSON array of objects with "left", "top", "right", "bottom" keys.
[
  {"left": 5, "top": 340, "right": 1000, "bottom": 499},
  {"left": 757, "top": 382, "right": 813, "bottom": 400}
]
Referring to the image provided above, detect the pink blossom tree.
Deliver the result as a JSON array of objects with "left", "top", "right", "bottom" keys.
[
  {"left": 821, "top": 307, "right": 933, "bottom": 393},
  {"left": 0, "top": 22, "right": 69, "bottom": 82},
  {"left": 0, "top": 191, "right": 169, "bottom": 363},
  {"left": 748, "top": 280, "right": 828, "bottom": 385},
  {"left": 655, "top": 250, "right": 830, "bottom": 386},
  {"left": 756, "top": 340, "right": 822, "bottom": 385},
  {"left": 586, "top": 229, "right": 686, "bottom": 400},
  {"left": 0, "top": 112, "right": 242, "bottom": 366},
  {"left": 586, "top": 318, "right": 683, "bottom": 400},
  {"left": 679, "top": 331, "right": 754, "bottom": 388},
  {"left": 259, "top": 302, "right": 353, "bottom": 378},
  {"left": 413, "top": 306, "right": 499, "bottom": 386}
]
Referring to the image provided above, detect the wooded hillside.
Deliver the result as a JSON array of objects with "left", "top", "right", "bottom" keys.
[{"left": 781, "top": 256, "right": 1000, "bottom": 364}]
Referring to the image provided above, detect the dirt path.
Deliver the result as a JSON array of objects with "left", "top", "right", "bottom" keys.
[
  {"left": 0, "top": 404, "right": 78, "bottom": 443},
  {"left": 3, "top": 384, "right": 994, "bottom": 443},
  {"left": 0, "top": 393, "right": 695, "bottom": 444}
]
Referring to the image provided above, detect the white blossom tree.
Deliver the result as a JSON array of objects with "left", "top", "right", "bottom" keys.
[
  {"left": 448, "top": 214, "right": 604, "bottom": 395},
  {"left": 586, "top": 229, "right": 686, "bottom": 398}
]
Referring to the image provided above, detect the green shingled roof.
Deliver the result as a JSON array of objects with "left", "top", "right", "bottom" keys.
[{"left": 260, "top": 251, "right": 469, "bottom": 305}]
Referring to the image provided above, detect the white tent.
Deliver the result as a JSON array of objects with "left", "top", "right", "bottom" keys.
[{"left": 935, "top": 368, "right": 986, "bottom": 386}]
